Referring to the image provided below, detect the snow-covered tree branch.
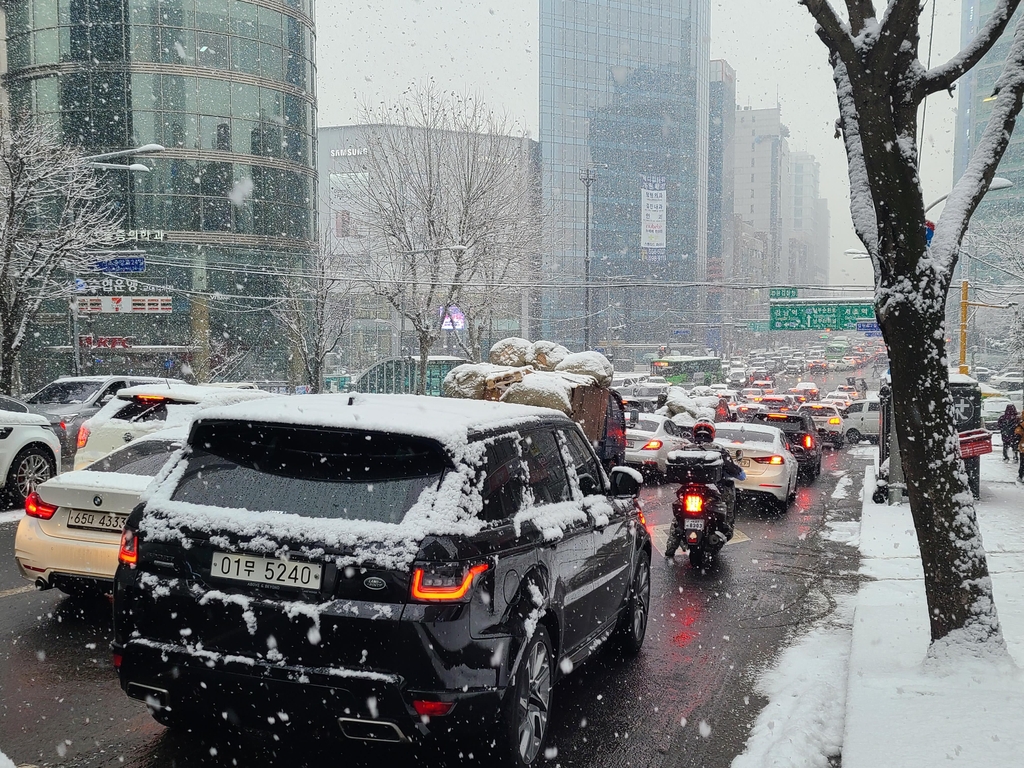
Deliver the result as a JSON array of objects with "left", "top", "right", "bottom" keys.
[
  {"left": 0, "top": 116, "right": 125, "bottom": 393},
  {"left": 801, "top": 0, "right": 1024, "bottom": 654}
]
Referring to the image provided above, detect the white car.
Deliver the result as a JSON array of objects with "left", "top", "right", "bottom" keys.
[
  {"left": 15, "top": 429, "right": 183, "bottom": 596},
  {"left": 713, "top": 423, "right": 798, "bottom": 508},
  {"left": 842, "top": 398, "right": 881, "bottom": 442},
  {"left": 74, "top": 383, "right": 277, "bottom": 469},
  {"left": 0, "top": 410, "right": 62, "bottom": 506},
  {"left": 798, "top": 403, "right": 846, "bottom": 447},
  {"left": 624, "top": 413, "right": 691, "bottom": 475}
]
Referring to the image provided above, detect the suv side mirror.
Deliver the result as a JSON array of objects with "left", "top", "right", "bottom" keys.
[
  {"left": 610, "top": 466, "right": 642, "bottom": 497},
  {"left": 578, "top": 473, "right": 599, "bottom": 497}
]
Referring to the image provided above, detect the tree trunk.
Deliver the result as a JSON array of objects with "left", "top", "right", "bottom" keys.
[
  {"left": 882, "top": 286, "right": 1001, "bottom": 646},
  {"left": 0, "top": 340, "right": 16, "bottom": 394},
  {"left": 416, "top": 331, "right": 431, "bottom": 395}
]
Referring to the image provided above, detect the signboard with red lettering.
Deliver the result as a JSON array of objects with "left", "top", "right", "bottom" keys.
[
  {"left": 77, "top": 296, "right": 172, "bottom": 314},
  {"left": 79, "top": 336, "right": 133, "bottom": 349}
]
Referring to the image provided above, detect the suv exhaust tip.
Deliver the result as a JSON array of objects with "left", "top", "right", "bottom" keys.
[
  {"left": 126, "top": 682, "right": 170, "bottom": 711},
  {"left": 338, "top": 717, "right": 408, "bottom": 743}
]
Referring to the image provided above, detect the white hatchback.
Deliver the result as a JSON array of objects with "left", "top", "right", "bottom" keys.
[
  {"left": 74, "top": 383, "right": 278, "bottom": 469},
  {"left": 624, "top": 414, "right": 691, "bottom": 475}
]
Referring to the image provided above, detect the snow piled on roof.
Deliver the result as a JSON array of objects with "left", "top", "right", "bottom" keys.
[{"left": 113, "top": 382, "right": 277, "bottom": 405}]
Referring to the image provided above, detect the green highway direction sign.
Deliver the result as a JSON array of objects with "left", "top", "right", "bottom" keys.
[
  {"left": 768, "top": 287, "right": 798, "bottom": 300},
  {"left": 748, "top": 320, "right": 770, "bottom": 332},
  {"left": 769, "top": 300, "right": 875, "bottom": 331}
]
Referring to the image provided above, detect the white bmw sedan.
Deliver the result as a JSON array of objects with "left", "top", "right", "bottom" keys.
[{"left": 712, "top": 423, "right": 798, "bottom": 510}]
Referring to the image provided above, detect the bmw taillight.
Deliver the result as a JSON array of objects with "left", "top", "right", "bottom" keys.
[
  {"left": 641, "top": 439, "right": 663, "bottom": 450},
  {"left": 118, "top": 527, "right": 139, "bottom": 567},
  {"left": 410, "top": 562, "right": 489, "bottom": 602},
  {"left": 753, "top": 455, "right": 785, "bottom": 465},
  {"left": 76, "top": 423, "right": 90, "bottom": 449},
  {"left": 25, "top": 491, "right": 58, "bottom": 520}
]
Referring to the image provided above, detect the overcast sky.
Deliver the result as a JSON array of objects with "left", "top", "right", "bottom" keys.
[{"left": 316, "top": 0, "right": 965, "bottom": 287}]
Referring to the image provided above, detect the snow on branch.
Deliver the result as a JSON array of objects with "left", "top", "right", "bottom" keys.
[
  {"left": 921, "top": 0, "right": 1023, "bottom": 97},
  {"left": 931, "top": 13, "right": 1024, "bottom": 277},
  {"left": 799, "top": 0, "right": 855, "bottom": 56}
]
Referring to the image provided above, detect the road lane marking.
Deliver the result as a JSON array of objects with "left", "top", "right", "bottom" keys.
[
  {"left": 649, "top": 523, "right": 749, "bottom": 555},
  {"left": 0, "top": 585, "right": 33, "bottom": 599}
]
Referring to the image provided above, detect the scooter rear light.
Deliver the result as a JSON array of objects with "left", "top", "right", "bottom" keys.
[{"left": 683, "top": 494, "right": 704, "bottom": 514}]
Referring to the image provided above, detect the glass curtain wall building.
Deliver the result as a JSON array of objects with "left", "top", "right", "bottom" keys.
[
  {"left": 539, "top": 0, "right": 711, "bottom": 357},
  {"left": 6, "top": 0, "right": 317, "bottom": 385}
]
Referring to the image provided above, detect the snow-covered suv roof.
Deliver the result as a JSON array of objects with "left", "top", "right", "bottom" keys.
[{"left": 195, "top": 393, "right": 570, "bottom": 458}]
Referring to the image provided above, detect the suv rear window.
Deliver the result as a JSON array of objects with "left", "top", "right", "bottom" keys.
[
  {"left": 752, "top": 414, "right": 807, "bottom": 433},
  {"left": 171, "top": 422, "right": 449, "bottom": 523}
]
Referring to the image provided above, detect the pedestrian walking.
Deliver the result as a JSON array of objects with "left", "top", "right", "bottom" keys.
[
  {"left": 1015, "top": 415, "right": 1024, "bottom": 483},
  {"left": 997, "top": 404, "right": 1020, "bottom": 461}
]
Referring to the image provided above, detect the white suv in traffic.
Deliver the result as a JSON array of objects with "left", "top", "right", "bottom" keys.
[{"left": 0, "top": 410, "right": 61, "bottom": 505}]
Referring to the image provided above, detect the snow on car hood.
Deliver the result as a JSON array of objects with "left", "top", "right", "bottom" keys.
[{"left": 0, "top": 410, "right": 49, "bottom": 427}]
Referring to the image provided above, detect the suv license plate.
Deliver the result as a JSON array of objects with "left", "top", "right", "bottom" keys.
[
  {"left": 67, "top": 510, "right": 127, "bottom": 532},
  {"left": 684, "top": 519, "right": 704, "bottom": 530},
  {"left": 211, "top": 552, "right": 323, "bottom": 590}
]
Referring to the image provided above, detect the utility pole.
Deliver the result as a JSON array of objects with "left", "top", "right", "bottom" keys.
[{"left": 579, "top": 167, "right": 596, "bottom": 350}]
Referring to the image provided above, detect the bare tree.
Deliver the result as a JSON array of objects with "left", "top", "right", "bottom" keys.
[
  {"left": 271, "top": 233, "right": 351, "bottom": 393},
  {"left": 800, "top": 0, "right": 1024, "bottom": 651},
  {"left": 0, "top": 116, "right": 125, "bottom": 392},
  {"left": 347, "top": 84, "right": 539, "bottom": 390}
]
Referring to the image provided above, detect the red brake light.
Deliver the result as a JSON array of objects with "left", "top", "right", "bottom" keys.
[
  {"left": 112, "top": 653, "right": 123, "bottom": 669},
  {"left": 25, "top": 491, "right": 58, "bottom": 520},
  {"left": 76, "top": 423, "right": 90, "bottom": 449},
  {"left": 59, "top": 420, "right": 66, "bottom": 431},
  {"left": 641, "top": 439, "right": 663, "bottom": 450},
  {"left": 754, "top": 455, "right": 785, "bottom": 465},
  {"left": 118, "top": 528, "right": 138, "bottom": 566},
  {"left": 410, "top": 563, "right": 489, "bottom": 602},
  {"left": 803, "top": 435, "right": 814, "bottom": 449},
  {"left": 134, "top": 395, "right": 167, "bottom": 404},
  {"left": 683, "top": 494, "right": 704, "bottom": 514},
  {"left": 412, "top": 700, "right": 455, "bottom": 717}
]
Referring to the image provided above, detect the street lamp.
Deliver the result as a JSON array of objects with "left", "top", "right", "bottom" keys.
[
  {"left": 579, "top": 167, "right": 596, "bottom": 350},
  {"left": 83, "top": 143, "right": 165, "bottom": 172},
  {"left": 925, "top": 176, "right": 1013, "bottom": 214}
]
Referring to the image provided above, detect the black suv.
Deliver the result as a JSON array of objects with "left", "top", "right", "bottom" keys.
[
  {"left": 751, "top": 411, "right": 822, "bottom": 481},
  {"left": 112, "top": 394, "right": 651, "bottom": 766}
]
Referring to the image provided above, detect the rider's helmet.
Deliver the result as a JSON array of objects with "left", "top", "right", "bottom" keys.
[{"left": 693, "top": 419, "right": 716, "bottom": 444}]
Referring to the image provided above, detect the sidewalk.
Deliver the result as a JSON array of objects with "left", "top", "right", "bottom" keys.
[{"left": 843, "top": 449, "right": 1024, "bottom": 767}]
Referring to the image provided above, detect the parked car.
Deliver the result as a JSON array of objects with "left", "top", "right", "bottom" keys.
[
  {"left": 74, "top": 383, "right": 277, "bottom": 469},
  {"left": 624, "top": 413, "right": 691, "bottom": 475},
  {"left": 751, "top": 411, "right": 822, "bottom": 480},
  {"left": 0, "top": 410, "right": 62, "bottom": 506},
  {"left": 712, "top": 422, "right": 798, "bottom": 509},
  {"left": 842, "top": 398, "right": 881, "bottom": 443},
  {"left": 798, "top": 403, "right": 847, "bottom": 448},
  {"left": 26, "top": 375, "right": 183, "bottom": 465},
  {"left": 982, "top": 396, "right": 1015, "bottom": 430},
  {"left": 14, "top": 429, "right": 183, "bottom": 597},
  {"left": 112, "top": 394, "right": 651, "bottom": 764}
]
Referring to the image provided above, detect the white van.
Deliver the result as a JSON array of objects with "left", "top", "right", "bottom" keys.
[{"left": 843, "top": 398, "right": 880, "bottom": 442}]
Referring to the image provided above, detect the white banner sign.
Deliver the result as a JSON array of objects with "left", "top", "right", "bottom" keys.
[
  {"left": 77, "top": 296, "right": 173, "bottom": 314},
  {"left": 641, "top": 177, "right": 666, "bottom": 250}
]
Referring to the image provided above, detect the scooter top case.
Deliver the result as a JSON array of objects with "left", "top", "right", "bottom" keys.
[{"left": 666, "top": 450, "right": 723, "bottom": 485}]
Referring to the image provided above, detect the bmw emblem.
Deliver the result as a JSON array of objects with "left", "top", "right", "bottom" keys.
[
  {"left": 363, "top": 576, "right": 386, "bottom": 591},
  {"left": 93, "top": 495, "right": 103, "bottom": 507},
  {"left": 123, "top": 432, "right": 134, "bottom": 443}
]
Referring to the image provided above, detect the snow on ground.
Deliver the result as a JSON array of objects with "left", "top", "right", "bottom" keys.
[
  {"left": 830, "top": 474, "right": 853, "bottom": 499},
  {"left": 0, "top": 749, "right": 15, "bottom": 768},
  {"left": 0, "top": 509, "right": 21, "bottom": 525}
]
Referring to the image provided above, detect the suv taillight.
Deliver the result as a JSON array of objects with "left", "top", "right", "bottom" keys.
[
  {"left": 118, "top": 527, "right": 139, "bottom": 566},
  {"left": 410, "top": 562, "right": 489, "bottom": 602},
  {"left": 25, "top": 491, "right": 58, "bottom": 520},
  {"left": 76, "top": 423, "right": 90, "bottom": 449},
  {"left": 803, "top": 434, "right": 814, "bottom": 449}
]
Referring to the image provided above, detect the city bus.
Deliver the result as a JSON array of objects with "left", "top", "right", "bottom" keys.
[
  {"left": 650, "top": 356, "right": 723, "bottom": 386},
  {"left": 825, "top": 337, "right": 852, "bottom": 361}
]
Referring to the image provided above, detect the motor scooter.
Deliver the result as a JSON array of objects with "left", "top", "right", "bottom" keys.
[{"left": 665, "top": 450, "right": 737, "bottom": 568}]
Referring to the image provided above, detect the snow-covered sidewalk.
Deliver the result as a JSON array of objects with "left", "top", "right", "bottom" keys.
[{"left": 843, "top": 450, "right": 1024, "bottom": 767}]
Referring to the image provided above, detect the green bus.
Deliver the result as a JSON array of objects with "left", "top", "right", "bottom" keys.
[
  {"left": 650, "top": 356, "right": 723, "bottom": 386},
  {"left": 825, "top": 337, "right": 852, "bottom": 361},
  {"left": 354, "top": 356, "right": 466, "bottom": 397}
]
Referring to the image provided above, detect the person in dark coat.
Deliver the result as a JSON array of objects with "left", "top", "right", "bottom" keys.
[{"left": 997, "top": 404, "right": 1020, "bottom": 461}]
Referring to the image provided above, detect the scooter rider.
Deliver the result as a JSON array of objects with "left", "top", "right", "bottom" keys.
[{"left": 665, "top": 419, "right": 745, "bottom": 558}]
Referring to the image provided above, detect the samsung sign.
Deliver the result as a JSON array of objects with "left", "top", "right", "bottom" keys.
[{"left": 331, "top": 147, "right": 368, "bottom": 158}]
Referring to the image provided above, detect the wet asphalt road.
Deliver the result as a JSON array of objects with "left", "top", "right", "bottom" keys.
[{"left": 0, "top": 374, "right": 875, "bottom": 768}]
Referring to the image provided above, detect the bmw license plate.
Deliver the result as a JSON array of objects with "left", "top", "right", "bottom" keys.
[
  {"left": 210, "top": 552, "right": 323, "bottom": 590},
  {"left": 67, "top": 510, "right": 127, "bottom": 532},
  {"left": 683, "top": 519, "right": 704, "bottom": 530}
]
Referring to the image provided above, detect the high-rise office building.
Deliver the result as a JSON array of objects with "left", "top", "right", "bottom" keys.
[
  {"left": 707, "top": 59, "right": 735, "bottom": 353},
  {"left": 954, "top": 1, "right": 1024, "bottom": 221},
  {"left": 539, "top": 0, "right": 711, "bottom": 359},
  {"left": 7, "top": 0, "right": 317, "bottom": 385},
  {"left": 790, "top": 151, "right": 829, "bottom": 286}
]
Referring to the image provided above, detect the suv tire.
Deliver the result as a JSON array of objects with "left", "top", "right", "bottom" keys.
[
  {"left": 501, "top": 625, "right": 554, "bottom": 767},
  {"left": 846, "top": 428, "right": 862, "bottom": 444},
  {"left": 7, "top": 445, "right": 55, "bottom": 506},
  {"left": 611, "top": 551, "right": 651, "bottom": 657}
]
